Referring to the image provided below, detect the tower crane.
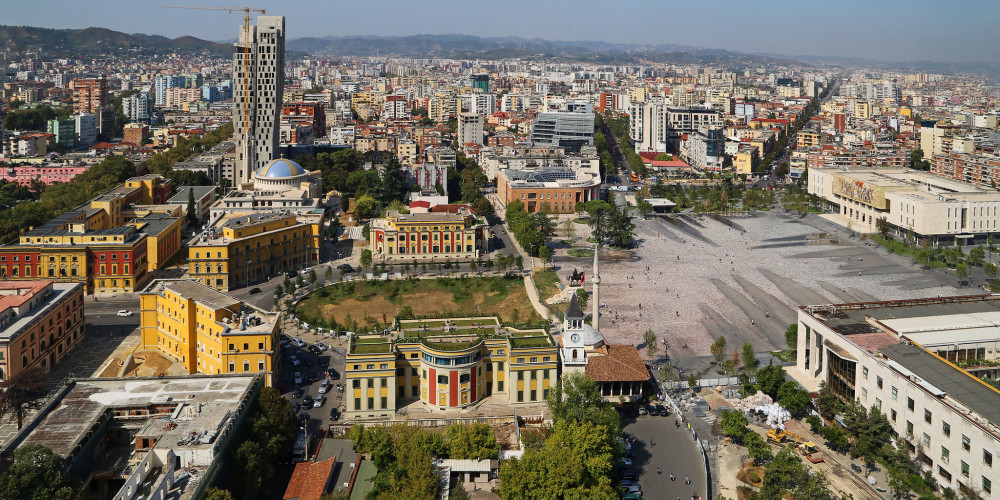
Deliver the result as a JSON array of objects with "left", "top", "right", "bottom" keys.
[{"left": 160, "top": 5, "right": 265, "bottom": 183}]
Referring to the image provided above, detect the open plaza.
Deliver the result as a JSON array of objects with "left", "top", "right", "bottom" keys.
[{"left": 551, "top": 210, "right": 977, "bottom": 362}]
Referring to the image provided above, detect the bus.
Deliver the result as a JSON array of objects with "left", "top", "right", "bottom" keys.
[{"left": 630, "top": 172, "right": 639, "bottom": 182}]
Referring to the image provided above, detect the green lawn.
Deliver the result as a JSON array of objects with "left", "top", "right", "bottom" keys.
[
  {"left": 511, "top": 337, "right": 553, "bottom": 348},
  {"left": 567, "top": 248, "right": 595, "bottom": 258},
  {"left": 533, "top": 269, "right": 561, "bottom": 302}
]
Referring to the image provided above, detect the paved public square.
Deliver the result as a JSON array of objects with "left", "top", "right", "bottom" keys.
[{"left": 553, "top": 210, "right": 976, "bottom": 361}]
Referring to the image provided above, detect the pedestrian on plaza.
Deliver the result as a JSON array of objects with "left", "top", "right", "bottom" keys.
[
  {"left": 670, "top": 473, "right": 675, "bottom": 481},
  {"left": 685, "top": 476, "right": 690, "bottom": 484},
  {"left": 657, "top": 467, "right": 662, "bottom": 475}
]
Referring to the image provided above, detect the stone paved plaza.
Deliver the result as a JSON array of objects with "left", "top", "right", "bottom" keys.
[{"left": 554, "top": 211, "right": 975, "bottom": 361}]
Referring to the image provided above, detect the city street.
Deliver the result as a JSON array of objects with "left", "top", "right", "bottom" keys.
[{"left": 623, "top": 414, "right": 707, "bottom": 500}]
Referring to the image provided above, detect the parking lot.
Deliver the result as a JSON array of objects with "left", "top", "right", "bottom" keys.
[{"left": 276, "top": 333, "right": 348, "bottom": 437}]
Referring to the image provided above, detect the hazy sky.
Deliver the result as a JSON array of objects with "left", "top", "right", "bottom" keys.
[{"left": 7, "top": 0, "right": 998, "bottom": 62}]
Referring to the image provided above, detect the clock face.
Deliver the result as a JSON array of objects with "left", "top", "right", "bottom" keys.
[{"left": 570, "top": 334, "right": 580, "bottom": 343}]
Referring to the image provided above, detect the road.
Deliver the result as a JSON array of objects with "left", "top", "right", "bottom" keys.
[{"left": 623, "top": 414, "right": 708, "bottom": 500}]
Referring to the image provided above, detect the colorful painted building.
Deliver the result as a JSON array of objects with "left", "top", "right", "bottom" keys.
[{"left": 369, "top": 208, "right": 486, "bottom": 262}]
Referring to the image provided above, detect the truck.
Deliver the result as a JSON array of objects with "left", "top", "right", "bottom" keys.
[{"left": 798, "top": 442, "right": 824, "bottom": 463}]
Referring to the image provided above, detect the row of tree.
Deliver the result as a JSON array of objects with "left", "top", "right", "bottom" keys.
[
  {"left": 649, "top": 178, "right": 776, "bottom": 213},
  {"left": 506, "top": 199, "right": 553, "bottom": 257},
  {"left": 4, "top": 104, "right": 73, "bottom": 131}
]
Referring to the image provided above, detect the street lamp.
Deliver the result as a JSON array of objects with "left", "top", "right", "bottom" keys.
[{"left": 301, "top": 424, "right": 309, "bottom": 461}]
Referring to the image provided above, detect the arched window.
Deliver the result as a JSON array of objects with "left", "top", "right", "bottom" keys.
[{"left": 572, "top": 349, "right": 578, "bottom": 360}]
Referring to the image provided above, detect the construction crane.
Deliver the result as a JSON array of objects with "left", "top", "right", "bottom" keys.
[{"left": 160, "top": 5, "right": 265, "bottom": 180}]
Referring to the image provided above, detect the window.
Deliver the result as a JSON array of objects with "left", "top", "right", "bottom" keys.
[
  {"left": 938, "top": 466, "right": 951, "bottom": 482},
  {"left": 381, "top": 396, "right": 387, "bottom": 408},
  {"left": 352, "top": 380, "right": 360, "bottom": 388},
  {"left": 517, "top": 390, "right": 523, "bottom": 402},
  {"left": 437, "top": 375, "right": 448, "bottom": 384},
  {"left": 942, "top": 447, "right": 950, "bottom": 464},
  {"left": 367, "top": 397, "right": 373, "bottom": 409},
  {"left": 907, "top": 397, "right": 915, "bottom": 411},
  {"left": 963, "top": 435, "right": 971, "bottom": 452},
  {"left": 890, "top": 409, "right": 897, "bottom": 422},
  {"left": 460, "top": 374, "right": 470, "bottom": 383},
  {"left": 925, "top": 409, "right": 932, "bottom": 424},
  {"left": 518, "top": 371, "right": 524, "bottom": 380},
  {"left": 862, "top": 366, "right": 868, "bottom": 379},
  {"left": 529, "top": 357, "right": 537, "bottom": 363},
  {"left": 381, "top": 378, "right": 387, "bottom": 387},
  {"left": 861, "top": 388, "right": 868, "bottom": 400},
  {"left": 876, "top": 376, "right": 883, "bottom": 389},
  {"left": 517, "top": 357, "right": 525, "bottom": 363},
  {"left": 943, "top": 422, "right": 951, "bottom": 438},
  {"left": 906, "top": 421, "right": 913, "bottom": 437},
  {"left": 544, "top": 370, "right": 550, "bottom": 380},
  {"left": 961, "top": 461, "right": 970, "bottom": 478},
  {"left": 875, "top": 398, "right": 881, "bottom": 410},
  {"left": 923, "top": 433, "right": 930, "bottom": 448},
  {"left": 366, "top": 364, "right": 374, "bottom": 369},
  {"left": 530, "top": 389, "right": 536, "bottom": 401},
  {"left": 985, "top": 450, "right": 993, "bottom": 468},
  {"left": 354, "top": 398, "right": 361, "bottom": 410},
  {"left": 380, "top": 363, "right": 389, "bottom": 369},
  {"left": 984, "top": 477, "right": 992, "bottom": 494}
]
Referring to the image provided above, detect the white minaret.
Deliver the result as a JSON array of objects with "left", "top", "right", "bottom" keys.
[{"left": 592, "top": 244, "right": 599, "bottom": 329}]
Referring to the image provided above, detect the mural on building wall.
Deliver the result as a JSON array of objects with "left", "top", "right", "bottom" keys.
[{"left": 839, "top": 178, "right": 875, "bottom": 205}]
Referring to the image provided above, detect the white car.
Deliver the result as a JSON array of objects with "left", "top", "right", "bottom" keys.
[
  {"left": 313, "top": 396, "right": 325, "bottom": 408},
  {"left": 116, "top": 310, "right": 133, "bottom": 317}
]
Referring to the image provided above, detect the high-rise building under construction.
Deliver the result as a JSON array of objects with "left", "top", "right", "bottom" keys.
[{"left": 233, "top": 15, "right": 285, "bottom": 188}]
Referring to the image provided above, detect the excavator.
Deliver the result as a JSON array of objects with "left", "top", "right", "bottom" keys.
[{"left": 766, "top": 428, "right": 804, "bottom": 445}]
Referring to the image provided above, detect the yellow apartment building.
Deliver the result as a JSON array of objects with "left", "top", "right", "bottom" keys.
[
  {"left": 188, "top": 211, "right": 323, "bottom": 292},
  {"left": 139, "top": 279, "right": 279, "bottom": 385}
]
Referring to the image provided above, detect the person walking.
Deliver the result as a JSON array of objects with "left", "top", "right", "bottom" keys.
[{"left": 670, "top": 473, "right": 675, "bottom": 481}]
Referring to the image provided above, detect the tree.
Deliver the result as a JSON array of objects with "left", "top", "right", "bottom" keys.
[
  {"left": 546, "top": 372, "right": 620, "bottom": 434},
  {"left": 784, "top": 324, "right": 798, "bottom": 350},
  {"left": 659, "top": 363, "right": 679, "bottom": 382},
  {"left": 204, "top": 488, "right": 235, "bottom": 500},
  {"left": 325, "top": 266, "right": 333, "bottom": 281},
  {"left": 970, "top": 246, "right": 985, "bottom": 265},
  {"left": 538, "top": 245, "right": 552, "bottom": 267},
  {"left": 643, "top": 329, "right": 657, "bottom": 358},
  {"left": 876, "top": 216, "right": 891, "bottom": 238},
  {"left": 562, "top": 219, "right": 576, "bottom": 240},
  {"left": 741, "top": 342, "right": 757, "bottom": 372},
  {"left": 308, "top": 269, "right": 318, "bottom": 287},
  {"left": 185, "top": 188, "right": 198, "bottom": 226},
  {"left": 986, "top": 262, "right": 998, "bottom": 279},
  {"left": 744, "top": 431, "right": 772, "bottom": 465},
  {"left": 606, "top": 199, "right": 636, "bottom": 248},
  {"left": 816, "top": 381, "right": 845, "bottom": 420},
  {"left": 687, "top": 372, "right": 697, "bottom": 388},
  {"left": 756, "top": 362, "right": 787, "bottom": 399},
  {"left": 720, "top": 410, "right": 749, "bottom": 443},
  {"left": 754, "top": 447, "right": 832, "bottom": 499},
  {"left": 295, "top": 274, "right": 304, "bottom": 290},
  {"left": 0, "top": 445, "right": 76, "bottom": 500},
  {"left": 956, "top": 263, "right": 968, "bottom": 280},
  {"left": 636, "top": 200, "right": 653, "bottom": 218},
  {"left": 777, "top": 380, "right": 812, "bottom": 415},
  {"left": 722, "top": 359, "right": 737, "bottom": 376},
  {"left": 575, "top": 288, "right": 588, "bottom": 311},
  {"left": 377, "top": 156, "right": 409, "bottom": 207},
  {"left": 0, "top": 366, "right": 46, "bottom": 430},
  {"left": 354, "top": 194, "right": 378, "bottom": 219},
  {"left": 446, "top": 423, "right": 498, "bottom": 459},
  {"left": 360, "top": 249, "right": 373, "bottom": 273},
  {"left": 710, "top": 336, "right": 728, "bottom": 364},
  {"left": 319, "top": 492, "right": 349, "bottom": 500},
  {"left": 887, "top": 465, "right": 909, "bottom": 499}
]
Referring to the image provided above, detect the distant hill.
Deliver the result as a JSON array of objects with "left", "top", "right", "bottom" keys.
[
  {"left": 0, "top": 25, "right": 233, "bottom": 57},
  {"left": 285, "top": 33, "right": 800, "bottom": 66}
]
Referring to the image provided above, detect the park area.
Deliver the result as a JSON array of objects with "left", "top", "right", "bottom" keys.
[{"left": 294, "top": 275, "right": 543, "bottom": 331}]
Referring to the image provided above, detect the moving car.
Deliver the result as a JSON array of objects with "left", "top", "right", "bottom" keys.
[
  {"left": 116, "top": 310, "right": 133, "bottom": 317},
  {"left": 248, "top": 287, "right": 261, "bottom": 295}
]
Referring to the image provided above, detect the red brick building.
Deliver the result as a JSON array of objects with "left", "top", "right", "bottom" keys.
[{"left": 70, "top": 78, "right": 108, "bottom": 114}]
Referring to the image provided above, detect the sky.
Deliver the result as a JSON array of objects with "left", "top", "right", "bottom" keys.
[{"left": 7, "top": 0, "right": 999, "bottom": 63}]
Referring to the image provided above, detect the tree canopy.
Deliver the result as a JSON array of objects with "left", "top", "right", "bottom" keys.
[
  {"left": 446, "top": 423, "right": 498, "bottom": 460},
  {"left": 0, "top": 445, "right": 76, "bottom": 500},
  {"left": 545, "top": 372, "right": 620, "bottom": 436},
  {"left": 232, "top": 387, "right": 296, "bottom": 498}
]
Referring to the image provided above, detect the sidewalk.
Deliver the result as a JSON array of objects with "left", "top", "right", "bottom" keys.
[{"left": 523, "top": 273, "right": 557, "bottom": 323}]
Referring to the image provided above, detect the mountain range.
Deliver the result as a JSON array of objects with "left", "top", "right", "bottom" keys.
[{"left": 0, "top": 25, "right": 233, "bottom": 57}]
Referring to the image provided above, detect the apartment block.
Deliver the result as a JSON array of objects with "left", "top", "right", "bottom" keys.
[{"left": 0, "top": 281, "right": 85, "bottom": 381}]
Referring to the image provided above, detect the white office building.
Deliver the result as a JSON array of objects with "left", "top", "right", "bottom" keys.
[
  {"left": 73, "top": 113, "right": 97, "bottom": 147},
  {"left": 123, "top": 92, "right": 153, "bottom": 123},
  {"left": 795, "top": 296, "right": 1000, "bottom": 499},
  {"left": 233, "top": 15, "right": 285, "bottom": 188},
  {"left": 629, "top": 100, "right": 722, "bottom": 154}
]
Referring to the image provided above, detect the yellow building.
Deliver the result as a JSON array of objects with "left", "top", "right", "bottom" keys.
[
  {"left": 369, "top": 209, "right": 486, "bottom": 262},
  {"left": 128, "top": 213, "right": 183, "bottom": 271},
  {"left": 139, "top": 279, "right": 279, "bottom": 385},
  {"left": 735, "top": 147, "right": 759, "bottom": 175},
  {"left": 351, "top": 91, "right": 385, "bottom": 113},
  {"left": 188, "top": 211, "right": 323, "bottom": 292},
  {"left": 344, "top": 318, "right": 557, "bottom": 420}
]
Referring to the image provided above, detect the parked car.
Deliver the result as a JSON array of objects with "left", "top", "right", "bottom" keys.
[
  {"left": 637, "top": 406, "right": 648, "bottom": 415},
  {"left": 618, "top": 458, "right": 633, "bottom": 466},
  {"left": 248, "top": 287, "right": 261, "bottom": 295},
  {"left": 314, "top": 342, "right": 328, "bottom": 352},
  {"left": 290, "top": 355, "right": 301, "bottom": 366},
  {"left": 303, "top": 395, "right": 313, "bottom": 407},
  {"left": 318, "top": 380, "right": 331, "bottom": 394},
  {"left": 329, "top": 407, "right": 339, "bottom": 421},
  {"left": 337, "top": 263, "right": 353, "bottom": 272},
  {"left": 292, "top": 338, "right": 306, "bottom": 347},
  {"left": 313, "top": 396, "right": 325, "bottom": 408},
  {"left": 850, "top": 463, "right": 863, "bottom": 474},
  {"left": 327, "top": 368, "right": 339, "bottom": 380},
  {"left": 292, "top": 402, "right": 301, "bottom": 413},
  {"left": 293, "top": 372, "right": 303, "bottom": 385},
  {"left": 116, "top": 310, "right": 133, "bottom": 317},
  {"left": 292, "top": 386, "right": 303, "bottom": 399},
  {"left": 619, "top": 469, "right": 637, "bottom": 481},
  {"left": 647, "top": 406, "right": 659, "bottom": 416},
  {"left": 656, "top": 404, "right": 670, "bottom": 416},
  {"left": 620, "top": 484, "right": 641, "bottom": 495}
]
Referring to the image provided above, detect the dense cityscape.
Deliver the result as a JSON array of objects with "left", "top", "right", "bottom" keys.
[{"left": 0, "top": 3, "right": 999, "bottom": 500}]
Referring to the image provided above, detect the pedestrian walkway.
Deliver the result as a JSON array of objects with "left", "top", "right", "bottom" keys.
[{"left": 523, "top": 274, "right": 556, "bottom": 323}]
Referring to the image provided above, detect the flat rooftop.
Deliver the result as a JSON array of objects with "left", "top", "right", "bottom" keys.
[
  {"left": 149, "top": 279, "right": 242, "bottom": 311},
  {"left": 0, "top": 282, "right": 80, "bottom": 341},
  {"left": 881, "top": 343, "right": 1000, "bottom": 428},
  {"left": 20, "top": 376, "right": 257, "bottom": 459}
]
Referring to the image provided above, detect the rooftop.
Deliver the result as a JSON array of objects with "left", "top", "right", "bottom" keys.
[
  {"left": 0, "top": 282, "right": 80, "bottom": 342},
  {"left": 585, "top": 344, "right": 650, "bottom": 383},
  {"left": 282, "top": 457, "right": 337, "bottom": 500},
  {"left": 881, "top": 343, "right": 1000, "bottom": 429}
]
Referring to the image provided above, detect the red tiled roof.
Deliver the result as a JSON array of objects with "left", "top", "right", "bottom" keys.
[
  {"left": 585, "top": 344, "right": 649, "bottom": 383},
  {"left": 0, "top": 281, "right": 52, "bottom": 313},
  {"left": 282, "top": 457, "right": 337, "bottom": 500},
  {"left": 429, "top": 203, "right": 475, "bottom": 214}
]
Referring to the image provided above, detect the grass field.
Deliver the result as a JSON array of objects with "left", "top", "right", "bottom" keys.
[
  {"left": 533, "top": 269, "right": 561, "bottom": 303},
  {"left": 295, "top": 276, "right": 541, "bottom": 328},
  {"left": 567, "top": 248, "right": 595, "bottom": 258}
]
